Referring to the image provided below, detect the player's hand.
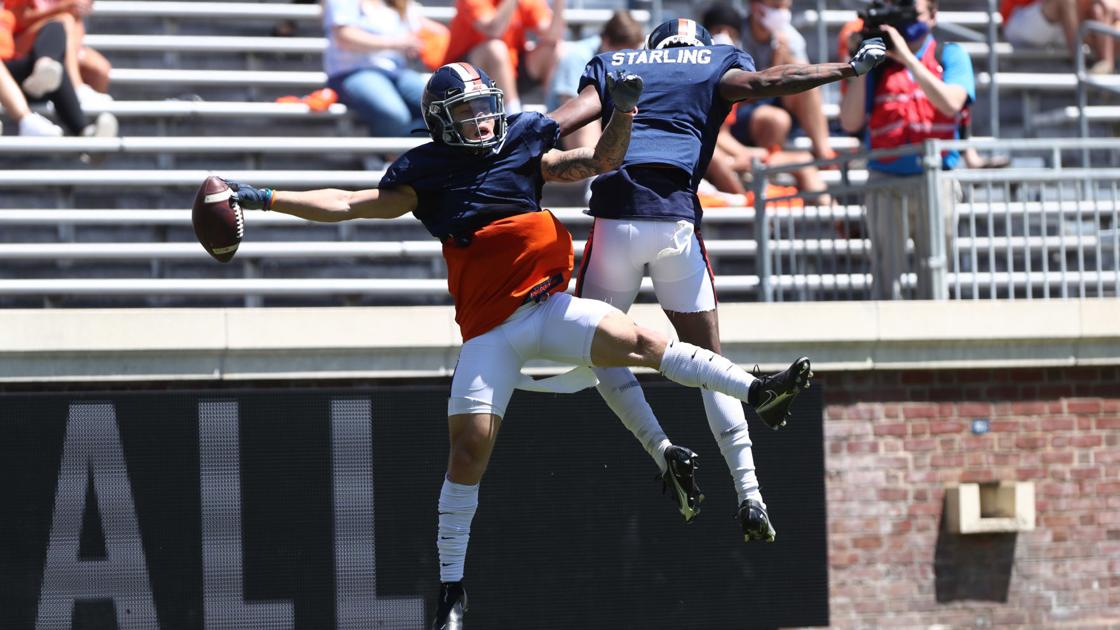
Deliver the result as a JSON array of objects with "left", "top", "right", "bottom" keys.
[
  {"left": 222, "top": 178, "right": 273, "bottom": 211},
  {"left": 849, "top": 37, "right": 888, "bottom": 76},
  {"left": 606, "top": 70, "right": 643, "bottom": 113}
]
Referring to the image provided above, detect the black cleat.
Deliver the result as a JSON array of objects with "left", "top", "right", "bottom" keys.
[
  {"left": 660, "top": 445, "right": 704, "bottom": 523},
  {"left": 751, "top": 357, "right": 812, "bottom": 430},
  {"left": 738, "top": 499, "right": 776, "bottom": 543},
  {"left": 432, "top": 581, "right": 467, "bottom": 630}
]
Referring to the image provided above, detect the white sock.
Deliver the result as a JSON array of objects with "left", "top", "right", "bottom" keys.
[
  {"left": 437, "top": 478, "right": 479, "bottom": 583},
  {"left": 505, "top": 98, "right": 522, "bottom": 114},
  {"left": 594, "top": 367, "right": 671, "bottom": 473},
  {"left": 658, "top": 341, "right": 757, "bottom": 403},
  {"left": 701, "top": 390, "right": 764, "bottom": 506}
]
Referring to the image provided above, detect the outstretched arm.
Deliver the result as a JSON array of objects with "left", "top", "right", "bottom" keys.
[
  {"left": 540, "top": 108, "right": 634, "bottom": 182},
  {"left": 720, "top": 38, "right": 887, "bottom": 102},
  {"left": 226, "top": 180, "right": 417, "bottom": 222}
]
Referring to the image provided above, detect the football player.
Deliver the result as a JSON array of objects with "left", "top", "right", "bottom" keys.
[
  {"left": 549, "top": 19, "right": 886, "bottom": 543},
  {"left": 221, "top": 62, "right": 813, "bottom": 630}
]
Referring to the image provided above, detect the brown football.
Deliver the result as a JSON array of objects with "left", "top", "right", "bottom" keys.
[{"left": 192, "top": 175, "right": 244, "bottom": 263}]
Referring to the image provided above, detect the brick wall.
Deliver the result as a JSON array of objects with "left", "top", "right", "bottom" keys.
[{"left": 818, "top": 366, "right": 1120, "bottom": 629}]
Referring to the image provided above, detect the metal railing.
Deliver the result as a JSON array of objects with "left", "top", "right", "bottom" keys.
[
  {"left": 749, "top": 137, "right": 1120, "bottom": 302},
  {"left": 1077, "top": 21, "right": 1120, "bottom": 139}
]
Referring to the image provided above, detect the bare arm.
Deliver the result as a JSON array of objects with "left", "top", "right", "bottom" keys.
[
  {"left": 540, "top": 109, "right": 633, "bottom": 182},
  {"left": 902, "top": 55, "right": 968, "bottom": 117},
  {"left": 333, "top": 25, "right": 416, "bottom": 54},
  {"left": 270, "top": 186, "right": 417, "bottom": 222},
  {"left": 548, "top": 84, "right": 604, "bottom": 137},
  {"left": 838, "top": 74, "right": 868, "bottom": 134},
  {"left": 474, "top": 0, "right": 519, "bottom": 39},
  {"left": 719, "top": 63, "right": 855, "bottom": 102},
  {"left": 881, "top": 25, "right": 968, "bottom": 118}
]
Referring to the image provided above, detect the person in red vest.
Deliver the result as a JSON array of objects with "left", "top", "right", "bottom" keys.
[{"left": 838, "top": 0, "right": 975, "bottom": 300}]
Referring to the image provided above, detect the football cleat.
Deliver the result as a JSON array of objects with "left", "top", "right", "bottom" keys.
[
  {"left": 660, "top": 445, "right": 704, "bottom": 523},
  {"left": 751, "top": 357, "right": 812, "bottom": 430},
  {"left": 738, "top": 499, "right": 776, "bottom": 543},
  {"left": 432, "top": 581, "right": 467, "bottom": 630}
]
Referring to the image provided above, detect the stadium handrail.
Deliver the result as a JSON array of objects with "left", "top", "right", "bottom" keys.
[
  {"left": 0, "top": 169, "right": 872, "bottom": 187},
  {"left": 90, "top": 1, "right": 649, "bottom": 27}
]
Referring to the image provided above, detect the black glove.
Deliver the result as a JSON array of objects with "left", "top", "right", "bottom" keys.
[
  {"left": 222, "top": 178, "right": 274, "bottom": 211},
  {"left": 606, "top": 70, "right": 643, "bottom": 113},
  {"left": 849, "top": 37, "right": 888, "bottom": 76}
]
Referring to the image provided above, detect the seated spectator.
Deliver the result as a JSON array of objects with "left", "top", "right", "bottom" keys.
[
  {"left": 1, "top": 7, "right": 114, "bottom": 136},
  {"left": 545, "top": 10, "right": 644, "bottom": 149},
  {"left": 6, "top": 0, "right": 111, "bottom": 102},
  {"left": 444, "top": 0, "right": 564, "bottom": 114},
  {"left": 0, "top": 8, "right": 61, "bottom": 135},
  {"left": 323, "top": 0, "right": 441, "bottom": 137},
  {"left": 734, "top": 0, "right": 837, "bottom": 162},
  {"left": 839, "top": 0, "right": 973, "bottom": 299},
  {"left": 1001, "top": 0, "right": 1118, "bottom": 73},
  {"left": 701, "top": 3, "right": 828, "bottom": 201}
]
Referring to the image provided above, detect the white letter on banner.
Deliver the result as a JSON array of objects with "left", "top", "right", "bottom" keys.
[
  {"left": 199, "top": 400, "right": 294, "bottom": 630},
  {"left": 332, "top": 399, "right": 425, "bottom": 629},
  {"left": 35, "top": 402, "right": 159, "bottom": 630}
]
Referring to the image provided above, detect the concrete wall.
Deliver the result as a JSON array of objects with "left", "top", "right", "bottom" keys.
[{"left": 2, "top": 300, "right": 1119, "bottom": 627}]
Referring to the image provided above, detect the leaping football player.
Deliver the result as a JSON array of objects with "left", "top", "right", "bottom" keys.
[
  {"left": 217, "top": 61, "right": 815, "bottom": 630},
  {"left": 550, "top": 19, "right": 887, "bottom": 543}
]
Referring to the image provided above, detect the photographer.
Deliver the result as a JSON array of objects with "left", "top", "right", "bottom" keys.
[{"left": 839, "top": 0, "right": 975, "bottom": 300}]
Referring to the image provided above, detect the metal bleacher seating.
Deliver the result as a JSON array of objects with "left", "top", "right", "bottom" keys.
[{"left": 2, "top": 1, "right": 1117, "bottom": 307}]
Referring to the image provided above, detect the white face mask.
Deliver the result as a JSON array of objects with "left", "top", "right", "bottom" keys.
[
  {"left": 712, "top": 32, "right": 735, "bottom": 46},
  {"left": 758, "top": 5, "right": 792, "bottom": 33}
]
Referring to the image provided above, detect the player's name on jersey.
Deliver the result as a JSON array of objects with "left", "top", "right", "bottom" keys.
[{"left": 609, "top": 48, "right": 713, "bottom": 66}]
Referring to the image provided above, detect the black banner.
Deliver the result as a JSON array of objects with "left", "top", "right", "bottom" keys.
[{"left": 0, "top": 381, "right": 827, "bottom": 629}]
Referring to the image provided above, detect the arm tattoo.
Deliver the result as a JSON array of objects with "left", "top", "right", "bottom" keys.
[
  {"left": 541, "top": 110, "right": 633, "bottom": 183},
  {"left": 724, "top": 62, "right": 854, "bottom": 101},
  {"left": 541, "top": 147, "right": 600, "bottom": 182}
]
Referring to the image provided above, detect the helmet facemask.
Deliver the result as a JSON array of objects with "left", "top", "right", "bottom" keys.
[{"left": 427, "top": 89, "right": 506, "bottom": 150}]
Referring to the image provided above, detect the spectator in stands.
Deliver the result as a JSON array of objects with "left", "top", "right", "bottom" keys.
[
  {"left": 323, "top": 0, "right": 443, "bottom": 138},
  {"left": 444, "top": 0, "right": 564, "bottom": 114},
  {"left": 0, "top": 9, "right": 62, "bottom": 134},
  {"left": 734, "top": 0, "right": 837, "bottom": 162},
  {"left": 1, "top": 5, "right": 114, "bottom": 136},
  {"left": 5, "top": 0, "right": 111, "bottom": 101},
  {"left": 1002, "top": 0, "right": 1118, "bottom": 73},
  {"left": 701, "top": 2, "right": 828, "bottom": 200},
  {"left": 545, "top": 10, "right": 644, "bottom": 150},
  {"left": 839, "top": 0, "right": 974, "bottom": 300}
]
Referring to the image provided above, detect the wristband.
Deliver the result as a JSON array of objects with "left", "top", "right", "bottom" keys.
[{"left": 263, "top": 188, "right": 275, "bottom": 212}]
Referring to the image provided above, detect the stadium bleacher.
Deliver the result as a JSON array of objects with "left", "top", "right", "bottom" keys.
[{"left": 1, "top": 0, "right": 1117, "bottom": 308}]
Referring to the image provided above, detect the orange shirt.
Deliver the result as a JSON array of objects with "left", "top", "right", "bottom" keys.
[
  {"left": 443, "top": 210, "right": 573, "bottom": 341},
  {"left": 443, "top": 0, "right": 551, "bottom": 71},
  {"left": 0, "top": 9, "right": 14, "bottom": 59},
  {"left": 4, "top": 0, "right": 80, "bottom": 58},
  {"left": 999, "top": 0, "right": 1035, "bottom": 23}
]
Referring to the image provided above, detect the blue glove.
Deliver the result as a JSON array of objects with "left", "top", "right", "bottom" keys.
[
  {"left": 606, "top": 70, "right": 643, "bottom": 113},
  {"left": 222, "top": 178, "right": 274, "bottom": 211}
]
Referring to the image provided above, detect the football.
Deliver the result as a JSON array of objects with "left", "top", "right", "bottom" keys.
[{"left": 191, "top": 175, "right": 244, "bottom": 263}]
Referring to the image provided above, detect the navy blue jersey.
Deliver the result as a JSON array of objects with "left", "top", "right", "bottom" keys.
[
  {"left": 379, "top": 112, "right": 561, "bottom": 241},
  {"left": 579, "top": 45, "right": 755, "bottom": 223}
]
